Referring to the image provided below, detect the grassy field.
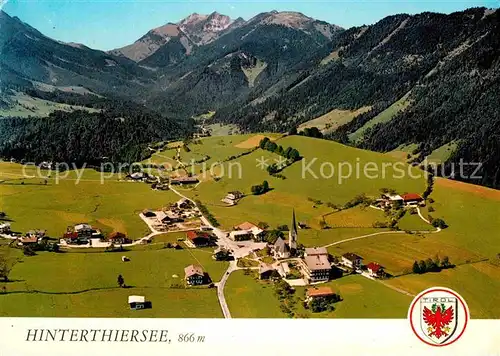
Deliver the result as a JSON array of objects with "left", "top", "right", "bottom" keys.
[
  {"left": 385, "top": 262, "right": 500, "bottom": 318},
  {"left": 386, "top": 143, "right": 419, "bottom": 161},
  {"left": 397, "top": 212, "right": 434, "bottom": 231},
  {"left": 350, "top": 92, "right": 411, "bottom": 142},
  {"left": 205, "top": 123, "right": 240, "bottom": 136},
  {"left": 328, "top": 232, "right": 483, "bottom": 276},
  {"left": 225, "top": 272, "right": 413, "bottom": 318},
  {"left": 2, "top": 133, "right": 500, "bottom": 319},
  {"left": 184, "top": 136, "right": 426, "bottom": 230},
  {"left": 296, "top": 275, "right": 413, "bottom": 318},
  {"left": 0, "top": 91, "right": 100, "bottom": 118},
  {"left": 224, "top": 270, "right": 286, "bottom": 318},
  {"left": 298, "top": 106, "right": 372, "bottom": 133},
  {"left": 0, "top": 246, "right": 227, "bottom": 317},
  {"left": 143, "top": 134, "right": 280, "bottom": 170},
  {"left": 0, "top": 162, "right": 179, "bottom": 238},
  {"left": 321, "top": 206, "right": 386, "bottom": 229},
  {"left": 424, "top": 141, "right": 459, "bottom": 165}
]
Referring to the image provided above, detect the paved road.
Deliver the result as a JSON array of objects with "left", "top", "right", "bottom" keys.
[{"left": 216, "top": 260, "right": 237, "bottom": 319}]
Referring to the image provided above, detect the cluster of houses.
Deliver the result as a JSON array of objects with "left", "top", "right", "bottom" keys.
[
  {"left": 125, "top": 172, "right": 155, "bottom": 183},
  {"left": 142, "top": 198, "right": 200, "bottom": 231},
  {"left": 221, "top": 191, "right": 244, "bottom": 206},
  {"left": 62, "top": 223, "right": 102, "bottom": 244},
  {"left": 340, "top": 252, "right": 386, "bottom": 278},
  {"left": 375, "top": 192, "right": 424, "bottom": 209},
  {"left": 16, "top": 229, "right": 47, "bottom": 246}
]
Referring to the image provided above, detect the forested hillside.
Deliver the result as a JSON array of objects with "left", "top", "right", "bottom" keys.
[
  {"left": 0, "top": 103, "right": 193, "bottom": 164},
  {"left": 1, "top": 8, "right": 499, "bottom": 188}
]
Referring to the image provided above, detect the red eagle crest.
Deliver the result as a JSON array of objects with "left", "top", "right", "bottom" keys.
[{"left": 422, "top": 304, "right": 454, "bottom": 339}]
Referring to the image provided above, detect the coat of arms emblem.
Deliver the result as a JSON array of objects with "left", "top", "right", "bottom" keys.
[{"left": 409, "top": 287, "right": 469, "bottom": 347}]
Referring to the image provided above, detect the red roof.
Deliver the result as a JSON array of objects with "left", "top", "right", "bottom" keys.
[
  {"left": 401, "top": 193, "right": 423, "bottom": 202},
  {"left": 186, "top": 231, "right": 210, "bottom": 241},
  {"left": 64, "top": 231, "right": 79, "bottom": 239},
  {"left": 306, "top": 287, "right": 335, "bottom": 298},
  {"left": 108, "top": 232, "right": 126, "bottom": 240},
  {"left": 367, "top": 262, "right": 383, "bottom": 272}
]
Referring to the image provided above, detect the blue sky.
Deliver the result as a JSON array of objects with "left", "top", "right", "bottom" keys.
[{"left": 2, "top": 0, "right": 498, "bottom": 50}]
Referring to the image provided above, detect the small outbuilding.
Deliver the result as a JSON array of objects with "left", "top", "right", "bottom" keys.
[{"left": 128, "top": 295, "right": 150, "bottom": 310}]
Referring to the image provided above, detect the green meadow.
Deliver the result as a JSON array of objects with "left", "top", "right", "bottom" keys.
[
  {"left": 225, "top": 272, "right": 412, "bottom": 318},
  {"left": 225, "top": 270, "right": 285, "bottom": 318},
  {"left": 0, "top": 246, "right": 227, "bottom": 318},
  {"left": 185, "top": 135, "right": 426, "bottom": 230},
  {"left": 1, "top": 134, "right": 500, "bottom": 318},
  {"left": 0, "top": 162, "right": 179, "bottom": 238}
]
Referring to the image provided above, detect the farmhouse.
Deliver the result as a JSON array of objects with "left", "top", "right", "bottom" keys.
[
  {"left": 303, "top": 254, "right": 331, "bottom": 282},
  {"left": 401, "top": 193, "right": 424, "bottom": 206},
  {"left": 170, "top": 176, "right": 199, "bottom": 185},
  {"left": 184, "top": 264, "right": 206, "bottom": 285},
  {"left": 229, "top": 230, "right": 253, "bottom": 241},
  {"left": 382, "top": 194, "right": 404, "bottom": 203},
  {"left": 366, "top": 262, "right": 385, "bottom": 278},
  {"left": 305, "top": 287, "right": 337, "bottom": 303},
  {"left": 17, "top": 236, "right": 39, "bottom": 246},
  {"left": 127, "top": 172, "right": 150, "bottom": 181},
  {"left": 258, "top": 263, "right": 275, "bottom": 280},
  {"left": 221, "top": 191, "right": 244, "bottom": 205},
  {"left": 157, "top": 211, "right": 183, "bottom": 224},
  {"left": 0, "top": 223, "right": 11, "bottom": 234},
  {"left": 341, "top": 253, "right": 363, "bottom": 270},
  {"left": 64, "top": 224, "right": 96, "bottom": 243},
  {"left": 176, "top": 198, "right": 193, "bottom": 209},
  {"left": 107, "top": 232, "right": 130, "bottom": 244},
  {"left": 213, "top": 247, "right": 232, "bottom": 261},
  {"left": 186, "top": 230, "right": 212, "bottom": 247}
]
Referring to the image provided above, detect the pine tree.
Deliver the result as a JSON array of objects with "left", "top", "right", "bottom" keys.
[{"left": 412, "top": 261, "right": 421, "bottom": 274}]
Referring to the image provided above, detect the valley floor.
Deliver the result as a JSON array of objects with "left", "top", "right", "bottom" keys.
[{"left": 1, "top": 134, "right": 499, "bottom": 319}]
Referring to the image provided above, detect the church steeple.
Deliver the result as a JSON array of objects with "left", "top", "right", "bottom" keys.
[{"left": 289, "top": 209, "right": 298, "bottom": 250}]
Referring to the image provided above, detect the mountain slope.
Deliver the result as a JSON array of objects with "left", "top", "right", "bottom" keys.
[
  {"left": 110, "top": 12, "right": 236, "bottom": 64},
  {"left": 0, "top": 11, "right": 151, "bottom": 98},
  {"left": 143, "top": 11, "right": 344, "bottom": 117}
]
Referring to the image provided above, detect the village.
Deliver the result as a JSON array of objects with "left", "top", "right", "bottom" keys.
[{"left": 0, "top": 183, "right": 428, "bottom": 313}]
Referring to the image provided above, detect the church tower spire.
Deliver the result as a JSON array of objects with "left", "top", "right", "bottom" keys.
[{"left": 289, "top": 209, "right": 298, "bottom": 251}]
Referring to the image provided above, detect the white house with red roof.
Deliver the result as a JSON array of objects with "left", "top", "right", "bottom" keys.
[
  {"left": 400, "top": 193, "right": 424, "bottom": 206},
  {"left": 366, "top": 262, "right": 385, "bottom": 278}
]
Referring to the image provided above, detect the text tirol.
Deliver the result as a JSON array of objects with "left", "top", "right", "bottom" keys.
[{"left": 26, "top": 329, "right": 170, "bottom": 343}]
